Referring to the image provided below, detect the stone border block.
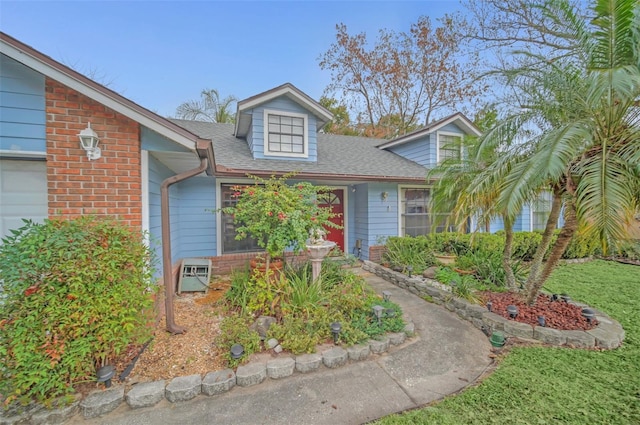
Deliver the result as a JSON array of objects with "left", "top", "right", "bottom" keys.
[
  {"left": 322, "top": 347, "right": 348, "bottom": 368},
  {"left": 369, "top": 337, "right": 390, "bottom": 354},
  {"left": 80, "top": 386, "right": 124, "bottom": 419},
  {"left": 388, "top": 332, "right": 406, "bottom": 345},
  {"left": 125, "top": 380, "right": 165, "bottom": 409},
  {"left": 347, "top": 344, "right": 370, "bottom": 361},
  {"left": 30, "top": 395, "right": 81, "bottom": 425},
  {"left": 202, "top": 369, "right": 236, "bottom": 396},
  {"left": 533, "top": 326, "right": 566, "bottom": 345},
  {"left": 503, "top": 320, "right": 534, "bottom": 339},
  {"left": 165, "top": 374, "right": 201, "bottom": 403},
  {"left": 267, "top": 357, "right": 296, "bottom": 379},
  {"left": 564, "top": 330, "right": 596, "bottom": 348},
  {"left": 236, "top": 363, "right": 267, "bottom": 387},
  {"left": 295, "top": 353, "right": 322, "bottom": 373}
]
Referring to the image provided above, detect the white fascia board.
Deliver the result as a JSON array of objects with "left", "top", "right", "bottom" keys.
[
  {"left": 238, "top": 86, "right": 333, "bottom": 122},
  {"left": 379, "top": 114, "right": 481, "bottom": 150},
  {"left": 1, "top": 42, "right": 197, "bottom": 151}
]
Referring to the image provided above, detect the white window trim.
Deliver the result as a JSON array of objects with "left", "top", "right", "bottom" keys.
[
  {"left": 435, "top": 131, "right": 463, "bottom": 163},
  {"left": 263, "top": 109, "right": 309, "bottom": 159},
  {"left": 397, "top": 184, "right": 430, "bottom": 236}
]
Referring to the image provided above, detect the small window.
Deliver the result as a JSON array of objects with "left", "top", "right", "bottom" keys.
[
  {"left": 437, "top": 132, "right": 462, "bottom": 163},
  {"left": 532, "top": 191, "right": 554, "bottom": 231},
  {"left": 263, "top": 110, "right": 308, "bottom": 158},
  {"left": 400, "top": 188, "right": 454, "bottom": 236},
  {"left": 220, "top": 184, "right": 261, "bottom": 254}
]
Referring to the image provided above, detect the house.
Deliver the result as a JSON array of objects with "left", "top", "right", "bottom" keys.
[{"left": 4, "top": 32, "right": 554, "bottom": 281}]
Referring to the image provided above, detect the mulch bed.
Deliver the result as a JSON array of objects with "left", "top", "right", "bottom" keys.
[{"left": 482, "top": 292, "right": 597, "bottom": 331}]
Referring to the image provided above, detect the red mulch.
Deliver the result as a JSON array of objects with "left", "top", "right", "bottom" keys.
[{"left": 482, "top": 292, "right": 597, "bottom": 331}]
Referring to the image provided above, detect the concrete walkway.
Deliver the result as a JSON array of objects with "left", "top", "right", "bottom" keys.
[{"left": 67, "top": 269, "right": 493, "bottom": 425}]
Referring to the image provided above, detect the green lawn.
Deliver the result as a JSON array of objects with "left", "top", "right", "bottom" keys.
[{"left": 376, "top": 260, "right": 639, "bottom": 424}]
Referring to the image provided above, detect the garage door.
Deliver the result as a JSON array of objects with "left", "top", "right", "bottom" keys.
[{"left": 0, "top": 159, "right": 48, "bottom": 239}]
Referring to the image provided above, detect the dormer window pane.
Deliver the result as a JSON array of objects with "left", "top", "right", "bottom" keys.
[
  {"left": 266, "top": 113, "right": 306, "bottom": 155},
  {"left": 437, "top": 133, "right": 462, "bottom": 163}
]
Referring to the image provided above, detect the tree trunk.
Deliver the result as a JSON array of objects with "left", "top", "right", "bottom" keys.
[
  {"left": 524, "top": 200, "right": 578, "bottom": 304},
  {"left": 502, "top": 216, "right": 517, "bottom": 289},
  {"left": 523, "top": 191, "right": 564, "bottom": 294}
]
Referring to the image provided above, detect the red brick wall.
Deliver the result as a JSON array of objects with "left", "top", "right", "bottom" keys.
[
  {"left": 210, "top": 252, "right": 308, "bottom": 275},
  {"left": 369, "top": 245, "right": 387, "bottom": 263},
  {"left": 45, "top": 79, "right": 142, "bottom": 228}
]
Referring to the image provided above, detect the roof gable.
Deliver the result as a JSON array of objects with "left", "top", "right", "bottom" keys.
[
  {"left": 0, "top": 31, "right": 201, "bottom": 151},
  {"left": 377, "top": 112, "right": 481, "bottom": 150},
  {"left": 234, "top": 83, "right": 333, "bottom": 138}
]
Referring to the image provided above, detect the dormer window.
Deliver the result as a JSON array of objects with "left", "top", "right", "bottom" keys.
[
  {"left": 264, "top": 109, "right": 308, "bottom": 158},
  {"left": 436, "top": 131, "right": 463, "bottom": 163}
]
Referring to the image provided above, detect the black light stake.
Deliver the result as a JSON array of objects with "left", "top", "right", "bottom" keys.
[
  {"left": 538, "top": 315, "right": 546, "bottom": 327},
  {"left": 382, "top": 290, "right": 391, "bottom": 302},
  {"left": 582, "top": 308, "right": 595, "bottom": 324},
  {"left": 96, "top": 365, "right": 115, "bottom": 388},
  {"left": 230, "top": 344, "right": 244, "bottom": 360},
  {"left": 372, "top": 305, "right": 385, "bottom": 325},
  {"left": 406, "top": 265, "right": 413, "bottom": 278},
  {"left": 330, "top": 322, "right": 342, "bottom": 344},
  {"left": 486, "top": 301, "right": 493, "bottom": 312},
  {"left": 507, "top": 305, "right": 518, "bottom": 319}
]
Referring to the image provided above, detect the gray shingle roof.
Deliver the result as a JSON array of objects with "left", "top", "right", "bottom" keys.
[{"left": 170, "top": 119, "right": 429, "bottom": 182}]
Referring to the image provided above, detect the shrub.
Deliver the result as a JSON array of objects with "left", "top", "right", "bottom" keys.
[
  {"left": 0, "top": 217, "right": 156, "bottom": 406},
  {"left": 613, "top": 239, "right": 640, "bottom": 260},
  {"left": 215, "top": 312, "right": 261, "bottom": 367},
  {"left": 383, "top": 236, "right": 436, "bottom": 273}
]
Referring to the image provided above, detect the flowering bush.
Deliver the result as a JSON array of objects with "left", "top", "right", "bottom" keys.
[{"left": 221, "top": 173, "right": 340, "bottom": 263}]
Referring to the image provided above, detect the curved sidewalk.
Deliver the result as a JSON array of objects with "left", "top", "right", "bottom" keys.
[{"left": 68, "top": 269, "right": 493, "bottom": 425}]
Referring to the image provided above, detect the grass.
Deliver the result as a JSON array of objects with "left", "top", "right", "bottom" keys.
[{"left": 376, "top": 260, "right": 640, "bottom": 424}]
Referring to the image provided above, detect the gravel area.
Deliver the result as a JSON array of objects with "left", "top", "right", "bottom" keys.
[{"left": 120, "top": 278, "right": 231, "bottom": 385}]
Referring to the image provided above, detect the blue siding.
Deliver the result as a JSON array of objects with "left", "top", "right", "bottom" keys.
[
  {"left": 389, "top": 136, "right": 431, "bottom": 167},
  {"left": 367, "top": 183, "right": 399, "bottom": 246},
  {"left": 353, "top": 184, "right": 369, "bottom": 259},
  {"left": 0, "top": 54, "right": 46, "bottom": 152},
  {"left": 514, "top": 204, "right": 532, "bottom": 232},
  {"left": 489, "top": 216, "right": 504, "bottom": 233},
  {"left": 177, "top": 176, "right": 217, "bottom": 258},
  {"left": 147, "top": 153, "right": 181, "bottom": 267},
  {"left": 346, "top": 188, "right": 357, "bottom": 256},
  {"left": 249, "top": 97, "right": 318, "bottom": 162}
]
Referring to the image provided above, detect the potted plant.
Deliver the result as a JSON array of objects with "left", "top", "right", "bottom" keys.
[{"left": 221, "top": 172, "right": 340, "bottom": 271}]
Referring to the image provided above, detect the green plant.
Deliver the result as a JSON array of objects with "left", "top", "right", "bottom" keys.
[
  {"left": 282, "top": 265, "right": 328, "bottom": 316},
  {"left": 0, "top": 217, "right": 156, "bottom": 406},
  {"left": 224, "top": 267, "right": 252, "bottom": 313},
  {"left": 613, "top": 239, "right": 640, "bottom": 260},
  {"left": 215, "top": 312, "right": 261, "bottom": 367},
  {"left": 219, "top": 173, "right": 340, "bottom": 264},
  {"left": 383, "top": 236, "right": 436, "bottom": 273},
  {"left": 268, "top": 313, "right": 329, "bottom": 354}
]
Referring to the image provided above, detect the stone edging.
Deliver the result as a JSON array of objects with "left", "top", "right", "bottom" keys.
[
  {"left": 3, "top": 320, "right": 415, "bottom": 424},
  {"left": 362, "top": 260, "right": 625, "bottom": 350}
]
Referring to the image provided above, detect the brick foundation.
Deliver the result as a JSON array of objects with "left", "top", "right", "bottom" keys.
[
  {"left": 368, "top": 245, "right": 387, "bottom": 263},
  {"left": 45, "top": 79, "right": 142, "bottom": 229}
]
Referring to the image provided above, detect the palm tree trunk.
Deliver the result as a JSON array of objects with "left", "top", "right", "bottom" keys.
[
  {"left": 523, "top": 191, "right": 564, "bottom": 295},
  {"left": 525, "top": 200, "right": 578, "bottom": 304},
  {"left": 502, "top": 215, "right": 517, "bottom": 289}
]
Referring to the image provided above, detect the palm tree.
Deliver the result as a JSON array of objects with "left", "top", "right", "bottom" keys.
[
  {"left": 175, "top": 89, "right": 237, "bottom": 123},
  {"left": 472, "top": 0, "right": 640, "bottom": 304},
  {"left": 428, "top": 107, "right": 522, "bottom": 289}
]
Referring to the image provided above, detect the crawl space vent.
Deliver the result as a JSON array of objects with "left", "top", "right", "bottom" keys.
[{"left": 177, "top": 258, "right": 212, "bottom": 293}]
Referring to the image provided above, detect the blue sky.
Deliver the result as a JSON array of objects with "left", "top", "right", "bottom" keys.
[{"left": 1, "top": 1, "right": 464, "bottom": 117}]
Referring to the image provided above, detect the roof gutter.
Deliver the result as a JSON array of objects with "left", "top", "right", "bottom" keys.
[
  {"left": 213, "top": 167, "right": 427, "bottom": 183},
  {"left": 161, "top": 140, "right": 214, "bottom": 334}
]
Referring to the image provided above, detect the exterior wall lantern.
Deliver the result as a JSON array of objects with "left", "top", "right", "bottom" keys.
[{"left": 78, "top": 122, "right": 101, "bottom": 160}]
